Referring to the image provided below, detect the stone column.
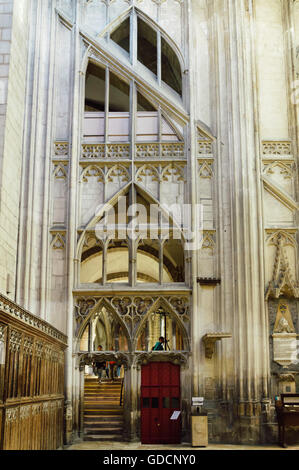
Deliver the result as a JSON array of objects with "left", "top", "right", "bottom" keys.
[
  {"left": 210, "top": 0, "right": 269, "bottom": 440},
  {"left": 123, "top": 362, "right": 132, "bottom": 441}
]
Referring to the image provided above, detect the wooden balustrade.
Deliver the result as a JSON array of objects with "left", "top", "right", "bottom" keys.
[{"left": 0, "top": 294, "right": 67, "bottom": 450}]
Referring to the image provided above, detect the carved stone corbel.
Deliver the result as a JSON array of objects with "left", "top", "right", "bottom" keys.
[{"left": 202, "top": 333, "right": 232, "bottom": 359}]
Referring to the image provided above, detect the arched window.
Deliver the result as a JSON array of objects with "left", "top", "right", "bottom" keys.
[
  {"left": 109, "top": 10, "right": 183, "bottom": 97},
  {"left": 84, "top": 63, "right": 182, "bottom": 146},
  {"left": 136, "top": 308, "right": 186, "bottom": 351},
  {"left": 79, "top": 306, "right": 129, "bottom": 352},
  {"left": 79, "top": 189, "right": 186, "bottom": 286}
]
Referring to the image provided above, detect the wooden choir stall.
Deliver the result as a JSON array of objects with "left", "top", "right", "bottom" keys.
[{"left": 0, "top": 294, "right": 67, "bottom": 450}]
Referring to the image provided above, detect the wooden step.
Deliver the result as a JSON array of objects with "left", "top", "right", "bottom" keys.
[{"left": 83, "top": 377, "right": 124, "bottom": 441}]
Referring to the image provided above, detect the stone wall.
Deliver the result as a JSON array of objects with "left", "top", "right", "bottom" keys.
[
  {"left": 1, "top": 0, "right": 298, "bottom": 445},
  {"left": 0, "top": 0, "right": 29, "bottom": 299}
]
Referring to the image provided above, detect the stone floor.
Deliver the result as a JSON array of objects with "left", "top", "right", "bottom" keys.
[{"left": 66, "top": 439, "right": 299, "bottom": 451}]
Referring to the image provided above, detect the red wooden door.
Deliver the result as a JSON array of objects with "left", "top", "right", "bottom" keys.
[{"left": 141, "top": 362, "right": 181, "bottom": 444}]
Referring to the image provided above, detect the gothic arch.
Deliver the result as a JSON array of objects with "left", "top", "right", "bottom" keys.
[
  {"left": 132, "top": 296, "right": 190, "bottom": 351},
  {"left": 76, "top": 181, "right": 187, "bottom": 263},
  {"left": 97, "top": 6, "right": 185, "bottom": 74},
  {"left": 76, "top": 181, "right": 131, "bottom": 261},
  {"left": 75, "top": 297, "right": 132, "bottom": 353}
]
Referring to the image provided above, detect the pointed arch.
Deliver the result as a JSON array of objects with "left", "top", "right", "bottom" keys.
[
  {"left": 98, "top": 6, "right": 185, "bottom": 71},
  {"left": 75, "top": 297, "right": 132, "bottom": 352},
  {"left": 133, "top": 296, "right": 190, "bottom": 351},
  {"left": 76, "top": 181, "right": 132, "bottom": 260}
]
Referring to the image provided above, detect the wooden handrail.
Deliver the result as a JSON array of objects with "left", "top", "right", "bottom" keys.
[{"left": 120, "top": 378, "right": 124, "bottom": 406}]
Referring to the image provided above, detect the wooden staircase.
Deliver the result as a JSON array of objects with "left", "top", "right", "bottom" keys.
[{"left": 83, "top": 377, "right": 124, "bottom": 441}]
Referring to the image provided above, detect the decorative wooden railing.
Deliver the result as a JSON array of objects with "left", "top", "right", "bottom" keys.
[{"left": 0, "top": 294, "right": 67, "bottom": 450}]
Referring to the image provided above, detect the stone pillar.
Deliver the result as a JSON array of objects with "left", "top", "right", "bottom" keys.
[
  {"left": 130, "top": 361, "right": 139, "bottom": 441},
  {"left": 123, "top": 362, "right": 132, "bottom": 441},
  {"left": 210, "top": 0, "right": 269, "bottom": 440}
]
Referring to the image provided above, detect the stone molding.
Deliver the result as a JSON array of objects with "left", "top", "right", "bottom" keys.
[{"left": 262, "top": 141, "right": 293, "bottom": 156}]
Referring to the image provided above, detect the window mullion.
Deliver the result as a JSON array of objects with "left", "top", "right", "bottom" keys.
[
  {"left": 158, "top": 105, "right": 162, "bottom": 156},
  {"left": 131, "top": 9, "right": 137, "bottom": 67},
  {"left": 130, "top": 80, "right": 136, "bottom": 162},
  {"left": 105, "top": 67, "right": 109, "bottom": 153},
  {"left": 157, "top": 31, "right": 161, "bottom": 86}
]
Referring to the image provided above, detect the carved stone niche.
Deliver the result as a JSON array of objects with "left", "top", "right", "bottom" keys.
[
  {"left": 272, "top": 300, "right": 298, "bottom": 367},
  {"left": 202, "top": 333, "right": 232, "bottom": 359}
]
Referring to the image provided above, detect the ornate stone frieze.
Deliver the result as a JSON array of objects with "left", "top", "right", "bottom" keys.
[
  {"left": 82, "top": 144, "right": 105, "bottom": 159},
  {"left": 161, "top": 143, "right": 185, "bottom": 159},
  {"left": 198, "top": 140, "right": 212, "bottom": 155},
  {"left": 74, "top": 295, "right": 190, "bottom": 338},
  {"left": 80, "top": 163, "right": 130, "bottom": 183},
  {"left": 135, "top": 143, "right": 185, "bottom": 160},
  {"left": 266, "top": 231, "right": 299, "bottom": 299},
  {"left": 107, "top": 143, "right": 130, "bottom": 159},
  {"left": 262, "top": 141, "right": 292, "bottom": 156},
  {"left": 81, "top": 144, "right": 131, "bottom": 160},
  {"left": 135, "top": 143, "right": 159, "bottom": 159},
  {"left": 54, "top": 141, "right": 69, "bottom": 157},
  {"left": 135, "top": 162, "right": 185, "bottom": 183},
  {"left": 134, "top": 351, "right": 189, "bottom": 369}
]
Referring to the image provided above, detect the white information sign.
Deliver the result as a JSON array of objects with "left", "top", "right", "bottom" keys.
[
  {"left": 192, "top": 397, "right": 204, "bottom": 405},
  {"left": 170, "top": 411, "right": 181, "bottom": 420}
]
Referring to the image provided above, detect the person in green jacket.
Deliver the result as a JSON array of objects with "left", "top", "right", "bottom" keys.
[{"left": 152, "top": 336, "right": 165, "bottom": 351}]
